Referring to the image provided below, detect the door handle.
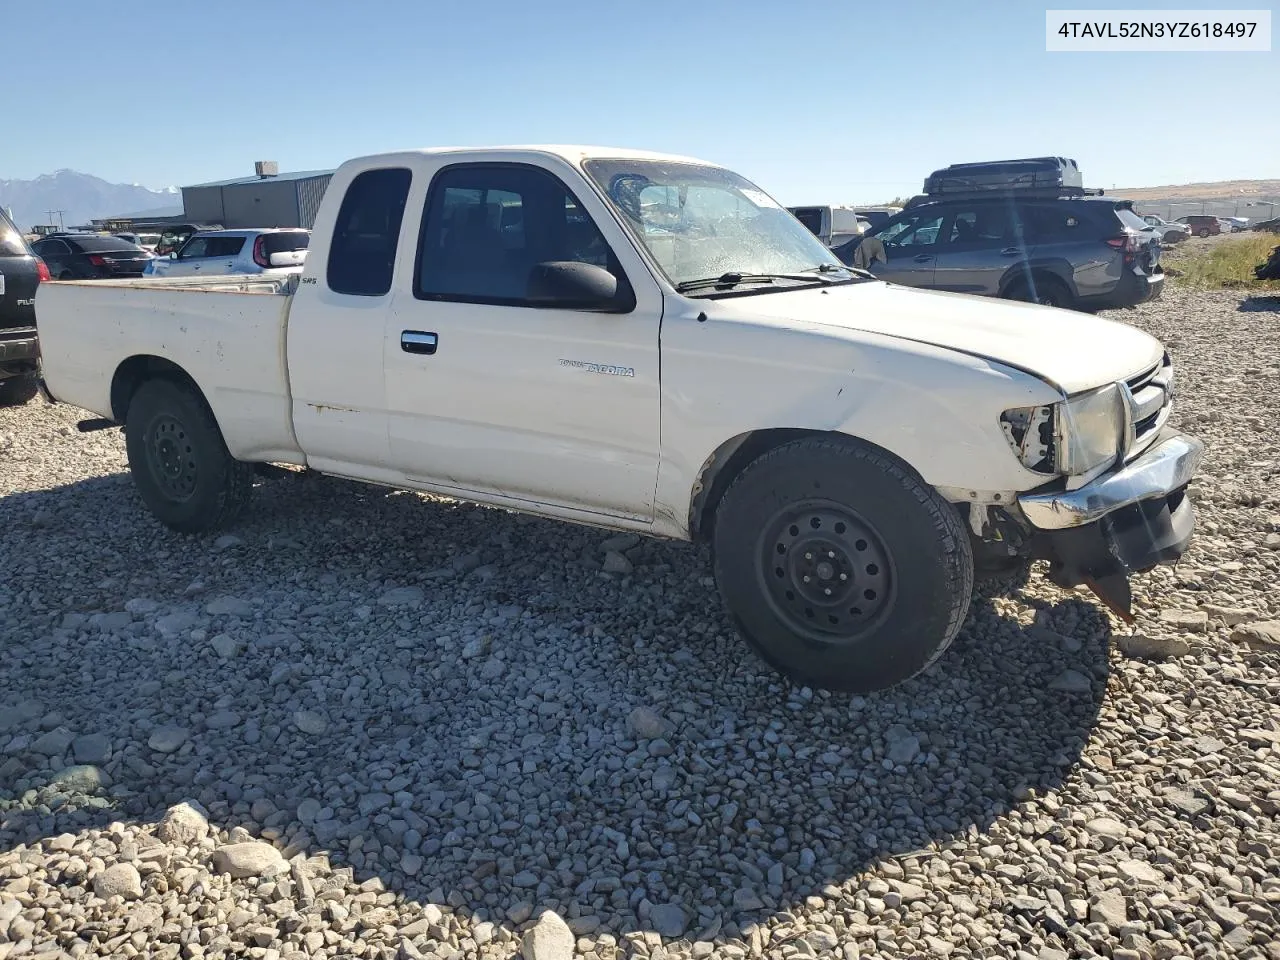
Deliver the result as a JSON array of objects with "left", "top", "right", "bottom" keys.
[
  {"left": 401, "top": 331, "right": 438, "bottom": 355},
  {"left": 1000, "top": 247, "right": 1020, "bottom": 256},
  {"left": 913, "top": 254, "right": 933, "bottom": 263}
]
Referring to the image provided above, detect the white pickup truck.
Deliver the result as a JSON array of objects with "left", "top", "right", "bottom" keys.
[{"left": 36, "top": 145, "right": 1204, "bottom": 694}]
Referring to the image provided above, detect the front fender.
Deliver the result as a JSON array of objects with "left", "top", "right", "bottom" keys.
[{"left": 652, "top": 310, "right": 1062, "bottom": 539}]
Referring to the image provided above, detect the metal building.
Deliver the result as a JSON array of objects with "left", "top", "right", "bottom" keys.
[{"left": 181, "top": 163, "right": 334, "bottom": 229}]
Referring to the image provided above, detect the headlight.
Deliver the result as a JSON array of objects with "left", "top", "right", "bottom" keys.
[
  {"left": 1001, "top": 384, "right": 1125, "bottom": 477},
  {"left": 1057, "top": 384, "right": 1125, "bottom": 475}
]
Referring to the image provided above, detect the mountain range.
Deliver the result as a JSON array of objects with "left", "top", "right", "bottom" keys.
[{"left": 0, "top": 170, "right": 180, "bottom": 232}]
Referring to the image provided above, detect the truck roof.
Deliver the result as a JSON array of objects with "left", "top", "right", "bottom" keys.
[{"left": 338, "top": 144, "right": 722, "bottom": 170}]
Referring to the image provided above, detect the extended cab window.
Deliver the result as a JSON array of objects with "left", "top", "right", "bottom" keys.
[
  {"left": 415, "top": 164, "right": 618, "bottom": 305},
  {"left": 327, "top": 168, "right": 412, "bottom": 297}
]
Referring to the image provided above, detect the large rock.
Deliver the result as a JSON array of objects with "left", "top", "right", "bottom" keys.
[
  {"left": 1089, "top": 890, "right": 1127, "bottom": 929},
  {"left": 1158, "top": 608, "right": 1207, "bottom": 632},
  {"left": 158, "top": 800, "right": 210, "bottom": 845},
  {"left": 47, "top": 765, "right": 111, "bottom": 793},
  {"left": 885, "top": 724, "right": 921, "bottom": 764},
  {"left": 1230, "top": 620, "right": 1280, "bottom": 651},
  {"left": 1117, "top": 633, "right": 1191, "bottom": 660},
  {"left": 30, "top": 728, "right": 73, "bottom": 757},
  {"left": 72, "top": 733, "right": 112, "bottom": 765},
  {"left": 93, "top": 863, "right": 143, "bottom": 900},
  {"left": 649, "top": 902, "right": 688, "bottom": 938},
  {"left": 211, "top": 841, "right": 286, "bottom": 879},
  {"left": 627, "top": 706, "right": 670, "bottom": 740},
  {"left": 148, "top": 726, "right": 190, "bottom": 753},
  {"left": 522, "top": 910, "right": 574, "bottom": 960}
]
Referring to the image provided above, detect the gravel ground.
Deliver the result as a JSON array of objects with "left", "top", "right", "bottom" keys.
[{"left": 2, "top": 285, "right": 1279, "bottom": 960}]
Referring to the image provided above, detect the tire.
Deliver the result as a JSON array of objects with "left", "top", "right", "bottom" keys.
[
  {"left": 712, "top": 437, "right": 974, "bottom": 693},
  {"left": 1007, "top": 274, "right": 1073, "bottom": 310},
  {"left": 124, "top": 378, "right": 252, "bottom": 533},
  {"left": 58, "top": 271, "right": 73, "bottom": 281},
  {"left": 1197, "top": 228, "right": 1210, "bottom": 238},
  {"left": 0, "top": 375, "right": 40, "bottom": 407}
]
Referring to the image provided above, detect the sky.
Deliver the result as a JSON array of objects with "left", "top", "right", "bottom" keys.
[{"left": 5, "top": 0, "right": 1275, "bottom": 205}]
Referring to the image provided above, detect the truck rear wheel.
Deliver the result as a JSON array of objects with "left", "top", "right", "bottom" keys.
[
  {"left": 0, "top": 375, "right": 40, "bottom": 407},
  {"left": 712, "top": 437, "right": 973, "bottom": 693},
  {"left": 124, "top": 378, "right": 252, "bottom": 533}
]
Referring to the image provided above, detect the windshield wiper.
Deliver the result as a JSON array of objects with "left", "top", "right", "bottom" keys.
[
  {"left": 805, "top": 262, "right": 877, "bottom": 281},
  {"left": 675, "top": 271, "right": 828, "bottom": 293}
]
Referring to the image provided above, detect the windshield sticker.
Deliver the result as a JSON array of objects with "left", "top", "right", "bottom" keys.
[{"left": 740, "top": 189, "right": 783, "bottom": 210}]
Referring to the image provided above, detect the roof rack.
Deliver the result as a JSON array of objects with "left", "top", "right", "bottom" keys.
[{"left": 903, "top": 186, "right": 1106, "bottom": 208}]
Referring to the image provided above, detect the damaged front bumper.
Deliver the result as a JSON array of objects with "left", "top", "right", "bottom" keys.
[{"left": 1017, "top": 431, "right": 1205, "bottom": 620}]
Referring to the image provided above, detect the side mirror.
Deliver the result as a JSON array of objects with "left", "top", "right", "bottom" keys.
[
  {"left": 526, "top": 261, "right": 627, "bottom": 311},
  {"left": 169, "top": 251, "right": 177, "bottom": 260}
]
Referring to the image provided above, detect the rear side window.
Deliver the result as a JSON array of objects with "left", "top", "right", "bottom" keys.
[
  {"left": 790, "top": 207, "right": 824, "bottom": 236},
  {"left": 68, "top": 236, "right": 144, "bottom": 253},
  {"left": 262, "top": 232, "right": 309, "bottom": 255},
  {"left": 327, "top": 168, "right": 412, "bottom": 297},
  {"left": 1022, "top": 204, "right": 1084, "bottom": 241},
  {"left": 1, "top": 211, "right": 29, "bottom": 257},
  {"left": 180, "top": 236, "right": 246, "bottom": 259},
  {"left": 1114, "top": 207, "right": 1152, "bottom": 233}
]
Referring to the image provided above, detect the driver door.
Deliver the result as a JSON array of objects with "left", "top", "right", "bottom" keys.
[
  {"left": 870, "top": 210, "right": 944, "bottom": 288},
  {"left": 383, "top": 161, "right": 663, "bottom": 521}
]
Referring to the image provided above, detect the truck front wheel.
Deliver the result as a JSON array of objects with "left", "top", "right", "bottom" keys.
[
  {"left": 712, "top": 437, "right": 973, "bottom": 693},
  {"left": 124, "top": 379, "right": 253, "bottom": 533}
]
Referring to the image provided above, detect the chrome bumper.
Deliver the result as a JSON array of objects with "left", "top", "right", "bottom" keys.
[{"left": 1019, "top": 432, "right": 1205, "bottom": 531}]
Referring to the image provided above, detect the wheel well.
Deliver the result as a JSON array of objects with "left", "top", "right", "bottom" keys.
[
  {"left": 110, "top": 356, "right": 206, "bottom": 424},
  {"left": 689, "top": 428, "right": 828, "bottom": 541},
  {"left": 1001, "top": 264, "right": 1072, "bottom": 298}
]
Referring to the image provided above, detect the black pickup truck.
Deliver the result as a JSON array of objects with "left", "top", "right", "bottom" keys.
[{"left": 0, "top": 208, "right": 46, "bottom": 406}]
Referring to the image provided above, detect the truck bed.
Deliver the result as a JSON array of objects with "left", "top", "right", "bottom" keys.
[{"left": 36, "top": 274, "right": 305, "bottom": 464}]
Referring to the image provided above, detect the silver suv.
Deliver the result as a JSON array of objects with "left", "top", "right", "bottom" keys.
[{"left": 834, "top": 196, "right": 1164, "bottom": 311}]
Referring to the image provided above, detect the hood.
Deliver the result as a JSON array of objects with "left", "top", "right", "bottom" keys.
[{"left": 706, "top": 281, "right": 1165, "bottom": 395}]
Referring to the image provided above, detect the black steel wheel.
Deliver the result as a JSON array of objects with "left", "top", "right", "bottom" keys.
[
  {"left": 713, "top": 436, "right": 973, "bottom": 693},
  {"left": 142, "top": 414, "right": 199, "bottom": 501},
  {"left": 760, "top": 502, "right": 895, "bottom": 642}
]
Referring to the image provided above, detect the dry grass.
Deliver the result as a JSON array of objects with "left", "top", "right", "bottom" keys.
[{"left": 1165, "top": 234, "right": 1280, "bottom": 290}]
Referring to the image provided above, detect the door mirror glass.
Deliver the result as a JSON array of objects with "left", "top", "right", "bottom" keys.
[{"left": 526, "top": 261, "right": 620, "bottom": 311}]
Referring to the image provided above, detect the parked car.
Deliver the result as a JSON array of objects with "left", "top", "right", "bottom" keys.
[
  {"left": 36, "top": 144, "right": 1202, "bottom": 696},
  {"left": 115, "top": 231, "right": 161, "bottom": 252},
  {"left": 787, "top": 205, "right": 868, "bottom": 248},
  {"left": 145, "top": 229, "right": 310, "bottom": 278},
  {"left": 0, "top": 207, "right": 49, "bottom": 405},
  {"left": 854, "top": 208, "right": 901, "bottom": 229},
  {"left": 1142, "top": 214, "right": 1191, "bottom": 243},
  {"left": 153, "top": 223, "right": 220, "bottom": 257},
  {"left": 31, "top": 234, "right": 152, "bottom": 280},
  {"left": 1221, "top": 217, "right": 1248, "bottom": 233},
  {"left": 833, "top": 193, "right": 1164, "bottom": 310},
  {"left": 1252, "top": 216, "right": 1280, "bottom": 233},
  {"left": 1174, "top": 215, "right": 1221, "bottom": 238}
]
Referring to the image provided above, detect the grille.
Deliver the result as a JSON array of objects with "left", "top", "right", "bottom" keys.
[{"left": 1123, "top": 353, "right": 1173, "bottom": 459}]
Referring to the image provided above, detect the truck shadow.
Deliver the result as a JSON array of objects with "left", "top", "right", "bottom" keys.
[{"left": 0, "top": 470, "right": 1110, "bottom": 944}]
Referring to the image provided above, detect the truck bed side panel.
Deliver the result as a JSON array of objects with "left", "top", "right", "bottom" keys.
[{"left": 37, "top": 278, "right": 303, "bottom": 463}]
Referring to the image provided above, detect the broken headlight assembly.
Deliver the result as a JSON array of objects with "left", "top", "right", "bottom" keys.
[{"left": 1001, "top": 383, "right": 1125, "bottom": 477}]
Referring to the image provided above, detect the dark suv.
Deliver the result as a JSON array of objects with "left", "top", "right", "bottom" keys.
[
  {"left": 834, "top": 195, "right": 1164, "bottom": 311},
  {"left": 0, "top": 208, "right": 48, "bottom": 406}
]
